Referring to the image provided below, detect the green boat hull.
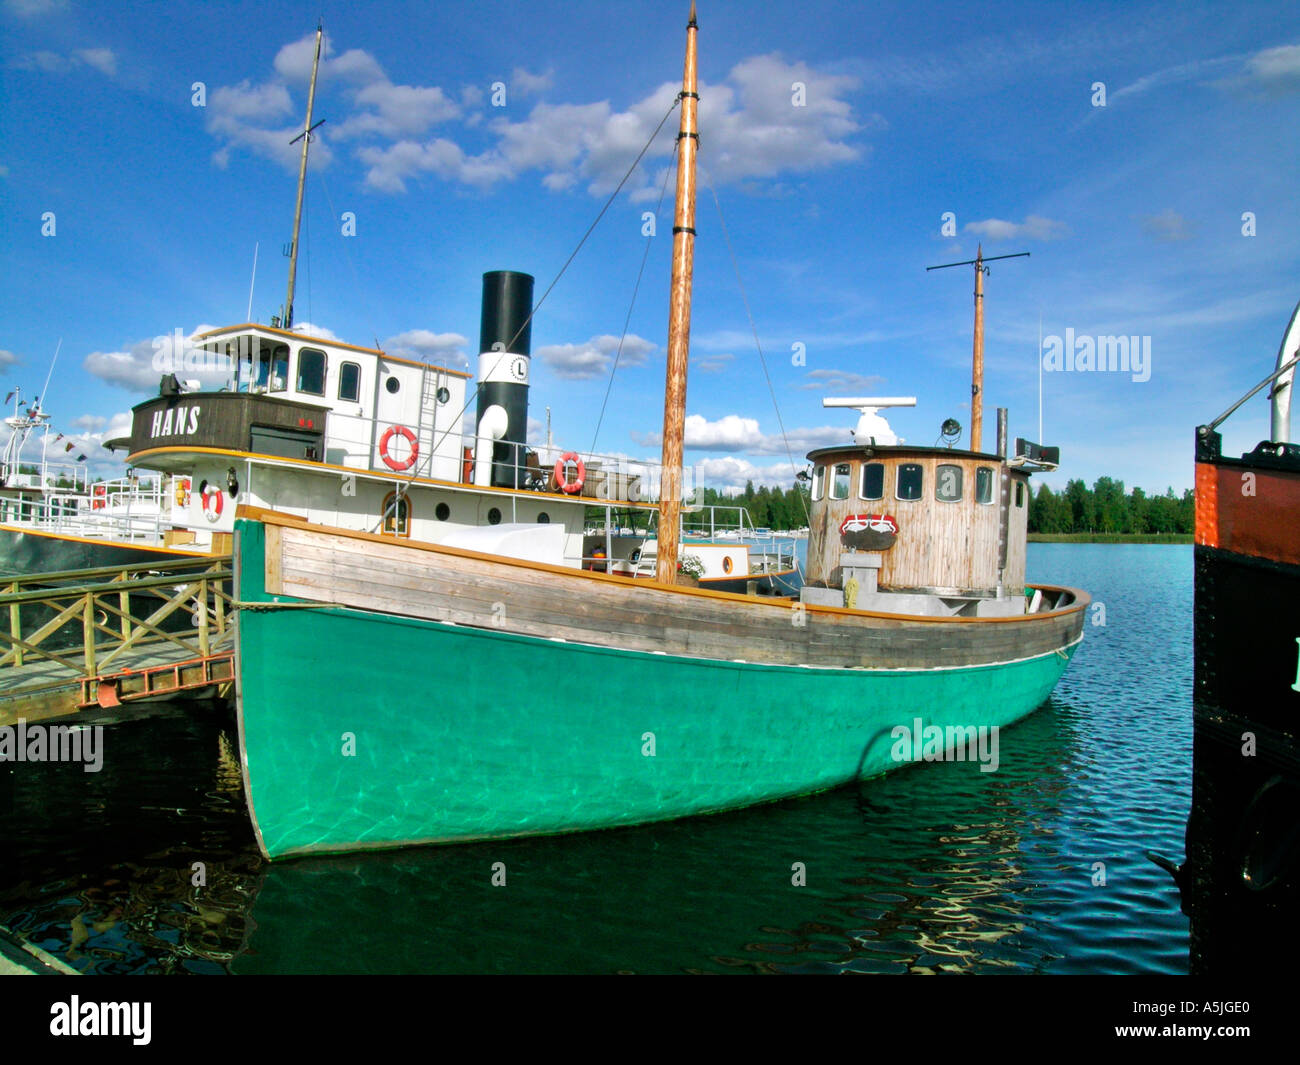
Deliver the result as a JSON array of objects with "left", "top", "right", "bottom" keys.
[{"left": 234, "top": 521, "right": 1080, "bottom": 859}]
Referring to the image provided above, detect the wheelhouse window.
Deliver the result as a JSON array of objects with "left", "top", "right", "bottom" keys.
[
  {"left": 1015, "top": 481, "right": 1026, "bottom": 507},
  {"left": 975, "top": 466, "right": 995, "bottom": 504},
  {"left": 261, "top": 345, "right": 289, "bottom": 393},
  {"left": 831, "top": 463, "right": 851, "bottom": 500},
  {"left": 811, "top": 465, "right": 825, "bottom": 501},
  {"left": 896, "top": 463, "right": 923, "bottom": 501},
  {"left": 297, "top": 348, "right": 326, "bottom": 396},
  {"left": 381, "top": 491, "right": 410, "bottom": 537},
  {"left": 859, "top": 462, "right": 884, "bottom": 500},
  {"left": 936, "top": 464, "right": 963, "bottom": 502},
  {"left": 338, "top": 361, "right": 361, "bottom": 402}
]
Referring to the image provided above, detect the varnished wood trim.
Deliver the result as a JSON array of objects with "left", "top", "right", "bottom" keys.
[{"left": 237, "top": 504, "right": 1089, "bottom": 625}]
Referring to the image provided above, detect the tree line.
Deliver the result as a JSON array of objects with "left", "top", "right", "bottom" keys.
[{"left": 1028, "top": 478, "right": 1193, "bottom": 534}]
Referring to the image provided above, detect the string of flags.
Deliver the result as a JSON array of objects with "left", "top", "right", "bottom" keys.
[{"left": 3, "top": 390, "right": 88, "bottom": 461}]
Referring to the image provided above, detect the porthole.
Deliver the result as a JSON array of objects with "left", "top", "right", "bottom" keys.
[
  {"left": 537, "top": 512, "right": 550, "bottom": 523},
  {"left": 385, "top": 377, "right": 400, "bottom": 394},
  {"left": 435, "top": 502, "right": 450, "bottom": 521},
  {"left": 436, "top": 386, "right": 450, "bottom": 404},
  {"left": 488, "top": 507, "right": 502, "bottom": 525}
]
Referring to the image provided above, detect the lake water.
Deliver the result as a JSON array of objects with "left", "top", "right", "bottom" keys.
[{"left": 0, "top": 544, "right": 1191, "bottom": 974}]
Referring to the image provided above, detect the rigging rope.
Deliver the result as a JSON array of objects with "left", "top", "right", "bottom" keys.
[
  {"left": 588, "top": 146, "right": 677, "bottom": 455},
  {"left": 427, "top": 95, "right": 683, "bottom": 471},
  {"left": 702, "top": 169, "right": 812, "bottom": 529}
]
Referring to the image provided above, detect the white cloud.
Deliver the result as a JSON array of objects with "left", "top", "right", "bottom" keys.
[
  {"left": 333, "top": 81, "right": 460, "bottom": 140},
  {"left": 209, "top": 80, "right": 293, "bottom": 122},
  {"left": 14, "top": 47, "right": 116, "bottom": 76},
  {"left": 797, "top": 368, "right": 886, "bottom": 392},
  {"left": 536, "top": 334, "right": 656, "bottom": 380},
  {"left": 634, "top": 413, "right": 849, "bottom": 455},
  {"left": 82, "top": 332, "right": 232, "bottom": 394},
  {"left": 359, "top": 53, "right": 863, "bottom": 197},
  {"left": 692, "top": 352, "right": 734, "bottom": 373},
  {"left": 290, "top": 321, "right": 341, "bottom": 342},
  {"left": 5, "top": 0, "right": 69, "bottom": 18},
  {"left": 383, "top": 329, "right": 469, "bottom": 368},
  {"left": 963, "top": 215, "right": 1067, "bottom": 242},
  {"left": 273, "top": 34, "right": 385, "bottom": 86},
  {"left": 1241, "top": 43, "right": 1300, "bottom": 95},
  {"left": 511, "top": 67, "right": 553, "bottom": 97},
  {"left": 692, "top": 455, "right": 804, "bottom": 492},
  {"left": 72, "top": 413, "right": 106, "bottom": 431},
  {"left": 73, "top": 48, "right": 116, "bottom": 76},
  {"left": 0, "top": 348, "right": 18, "bottom": 368},
  {"left": 1141, "top": 208, "right": 1193, "bottom": 242}
]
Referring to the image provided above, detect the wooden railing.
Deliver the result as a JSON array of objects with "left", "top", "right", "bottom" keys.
[{"left": 0, "top": 557, "right": 232, "bottom": 677}]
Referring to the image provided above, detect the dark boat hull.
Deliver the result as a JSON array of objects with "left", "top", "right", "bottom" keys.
[{"left": 1186, "top": 433, "right": 1300, "bottom": 973}]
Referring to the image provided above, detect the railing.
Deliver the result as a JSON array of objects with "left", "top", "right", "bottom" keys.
[
  {"left": 0, "top": 557, "right": 232, "bottom": 677},
  {"left": 0, "top": 478, "right": 172, "bottom": 545}
]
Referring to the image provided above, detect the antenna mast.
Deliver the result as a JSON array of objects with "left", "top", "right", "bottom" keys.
[
  {"left": 655, "top": 2, "right": 699, "bottom": 584},
  {"left": 927, "top": 247, "right": 1029, "bottom": 452},
  {"left": 284, "top": 23, "right": 325, "bottom": 330}
]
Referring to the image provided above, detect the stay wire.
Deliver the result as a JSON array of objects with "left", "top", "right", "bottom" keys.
[
  {"left": 588, "top": 145, "right": 677, "bottom": 455},
  {"left": 702, "top": 169, "right": 811, "bottom": 528},
  {"left": 428, "top": 95, "right": 683, "bottom": 467}
]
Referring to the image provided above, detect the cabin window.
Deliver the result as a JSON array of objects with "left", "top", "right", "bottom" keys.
[
  {"left": 253, "top": 343, "right": 290, "bottom": 392},
  {"left": 297, "top": 348, "right": 326, "bottom": 396},
  {"left": 435, "top": 502, "right": 450, "bottom": 521},
  {"left": 859, "top": 462, "right": 884, "bottom": 500},
  {"left": 381, "top": 491, "right": 410, "bottom": 537},
  {"left": 976, "top": 466, "right": 995, "bottom": 504},
  {"left": 896, "top": 463, "right": 923, "bottom": 501},
  {"left": 488, "top": 507, "right": 502, "bottom": 525},
  {"left": 811, "top": 465, "right": 825, "bottom": 501},
  {"left": 1015, "top": 481, "right": 1025, "bottom": 507},
  {"left": 385, "top": 377, "right": 401, "bottom": 394},
  {"left": 831, "top": 463, "right": 851, "bottom": 500},
  {"left": 338, "top": 361, "right": 361, "bottom": 402},
  {"left": 936, "top": 464, "right": 963, "bottom": 502},
  {"left": 269, "top": 346, "right": 289, "bottom": 392},
  {"left": 537, "top": 512, "right": 550, "bottom": 523}
]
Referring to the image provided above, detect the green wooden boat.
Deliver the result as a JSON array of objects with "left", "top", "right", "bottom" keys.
[{"left": 230, "top": 4, "right": 1087, "bottom": 860}]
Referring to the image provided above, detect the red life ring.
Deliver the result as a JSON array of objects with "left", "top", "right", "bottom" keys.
[
  {"left": 554, "top": 452, "right": 585, "bottom": 494},
  {"left": 202, "top": 484, "right": 223, "bottom": 524},
  {"left": 91, "top": 484, "right": 107, "bottom": 510},
  {"left": 380, "top": 425, "right": 419, "bottom": 472}
]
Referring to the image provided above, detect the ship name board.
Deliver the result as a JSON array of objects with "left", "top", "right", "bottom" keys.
[{"left": 151, "top": 405, "right": 200, "bottom": 438}]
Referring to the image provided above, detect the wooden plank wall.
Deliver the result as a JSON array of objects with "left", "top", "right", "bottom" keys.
[{"left": 263, "top": 517, "right": 1083, "bottom": 672}]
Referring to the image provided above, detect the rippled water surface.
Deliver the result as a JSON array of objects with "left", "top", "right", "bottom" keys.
[{"left": 0, "top": 544, "right": 1191, "bottom": 974}]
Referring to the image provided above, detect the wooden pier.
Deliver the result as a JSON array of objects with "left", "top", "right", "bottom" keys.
[{"left": 0, "top": 557, "right": 234, "bottom": 726}]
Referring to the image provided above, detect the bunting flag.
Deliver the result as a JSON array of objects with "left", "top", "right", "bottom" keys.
[
  {"left": 64, "top": 441, "right": 75, "bottom": 452},
  {"left": 3, "top": 392, "right": 12, "bottom": 405},
  {"left": 55, "top": 433, "right": 64, "bottom": 441},
  {"left": 77, "top": 454, "right": 87, "bottom": 463}
]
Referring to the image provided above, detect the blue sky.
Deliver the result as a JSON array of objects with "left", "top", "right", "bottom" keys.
[{"left": 2, "top": 0, "right": 1298, "bottom": 495}]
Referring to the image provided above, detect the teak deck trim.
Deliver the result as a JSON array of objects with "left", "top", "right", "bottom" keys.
[{"left": 237, "top": 504, "right": 1089, "bottom": 625}]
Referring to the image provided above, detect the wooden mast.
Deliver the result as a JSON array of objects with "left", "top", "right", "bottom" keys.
[
  {"left": 655, "top": 1, "right": 699, "bottom": 584},
  {"left": 926, "top": 247, "right": 1029, "bottom": 453},
  {"left": 971, "top": 244, "right": 985, "bottom": 451},
  {"left": 284, "top": 23, "right": 323, "bottom": 329}
]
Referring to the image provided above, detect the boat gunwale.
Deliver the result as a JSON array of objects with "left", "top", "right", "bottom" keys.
[{"left": 235, "top": 503, "right": 1091, "bottom": 624}]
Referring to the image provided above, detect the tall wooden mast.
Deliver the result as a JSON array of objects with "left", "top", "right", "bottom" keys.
[
  {"left": 926, "top": 246, "right": 1029, "bottom": 453},
  {"left": 655, "top": 1, "right": 699, "bottom": 584},
  {"left": 971, "top": 245, "right": 985, "bottom": 451},
  {"left": 283, "top": 23, "right": 324, "bottom": 329}
]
